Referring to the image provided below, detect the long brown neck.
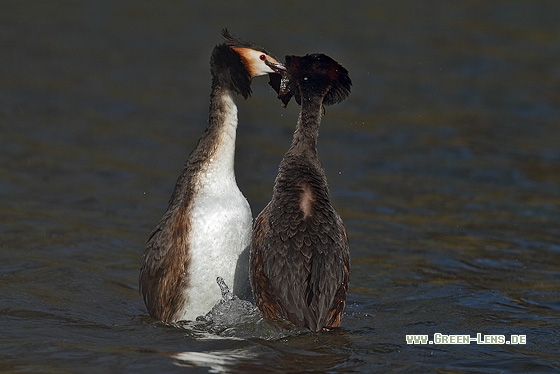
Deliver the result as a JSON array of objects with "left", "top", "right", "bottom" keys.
[
  {"left": 273, "top": 93, "right": 328, "bottom": 198},
  {"left": 287, "top": 95, "right": 324, "bottom": 158}
]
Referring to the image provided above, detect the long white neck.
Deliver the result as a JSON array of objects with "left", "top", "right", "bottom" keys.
[{"left": 190, "top": 88, "right": 239, "bottom": 190}]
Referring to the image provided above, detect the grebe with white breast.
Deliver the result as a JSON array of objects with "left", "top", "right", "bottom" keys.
[{"left": 139, "top": 30, "right": 284, "bottom": 323}]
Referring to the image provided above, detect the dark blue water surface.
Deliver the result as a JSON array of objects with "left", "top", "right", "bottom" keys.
[{"left": 1, "top": 1, "right": 559, "bottom": 372}]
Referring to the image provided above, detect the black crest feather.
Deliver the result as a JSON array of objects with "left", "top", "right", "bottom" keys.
[
  {"left": 269, "top": 53, "right": 352, "bottom": 107},
  {"left": 211, "top": 29, "right": 280, "bottom": 99}
]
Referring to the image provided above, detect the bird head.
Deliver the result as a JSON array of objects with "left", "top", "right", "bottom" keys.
[
  {"left": 268, "top": 53, "right": 351, "bottom": 107},
  {"left": 211, "top": 29, "right": 285, "bottom": 99}
]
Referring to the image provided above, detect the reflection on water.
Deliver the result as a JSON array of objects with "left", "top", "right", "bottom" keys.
[
  {"left": 1, "top": 0, "right": 559, "bottom": 372},
  {"left": 173, "top": 349, "right": 255, "bottom": 373}
]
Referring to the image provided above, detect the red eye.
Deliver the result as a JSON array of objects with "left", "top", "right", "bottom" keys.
[{"left": 260, "top": 54, "right": 266, "bottom": 61}]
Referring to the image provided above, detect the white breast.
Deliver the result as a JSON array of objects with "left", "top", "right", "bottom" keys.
[
  {"left": 174, "top": 183, "right": 252, "bottom": 321},
  {"left": 173, "top": 92, "right": 253, "bottom": 321}
]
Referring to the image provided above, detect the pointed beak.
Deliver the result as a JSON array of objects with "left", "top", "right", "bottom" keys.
[{"left": 265, "top": 59, "right": 286, "bottom": 73}]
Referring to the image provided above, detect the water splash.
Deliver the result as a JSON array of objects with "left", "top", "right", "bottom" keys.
[
  {"left": 200, "top": 277, "right": 259, "bottom": 333},
  {"left": 174, "top": 277, "right": 306, "bottom": 340}
]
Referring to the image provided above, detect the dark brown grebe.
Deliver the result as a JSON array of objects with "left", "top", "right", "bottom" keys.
[
  {"left": 250, "top": 53, "right": 352, "bottom": 332},
  {"left": 139, "top": 30, "right": 284, "bottom": 323}
]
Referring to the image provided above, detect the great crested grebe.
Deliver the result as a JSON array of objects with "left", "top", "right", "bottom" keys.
[
  {"left": 139, "top": 30, "right": 285, "bottom": 323},
  {"left": 251, "top": 53, "right": 352, "bottom": 332}
]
